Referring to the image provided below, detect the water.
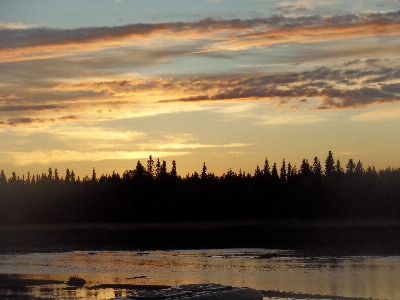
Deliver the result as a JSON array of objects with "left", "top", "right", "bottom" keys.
[{"left": 0, "top": 249, "right": 399, "bottom": 300}]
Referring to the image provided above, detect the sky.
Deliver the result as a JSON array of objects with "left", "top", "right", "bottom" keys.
[{"left": 1, "top": 0, "right": 400, "bottom": 179}]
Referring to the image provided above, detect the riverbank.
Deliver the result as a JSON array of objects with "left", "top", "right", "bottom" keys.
[{"left": 1, "top": 218, "right": 400, "bottom": 255}]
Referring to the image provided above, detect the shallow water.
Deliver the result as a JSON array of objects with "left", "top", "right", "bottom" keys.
[{"left": 0, "top": 249, "right": 399, "bottom": 300}]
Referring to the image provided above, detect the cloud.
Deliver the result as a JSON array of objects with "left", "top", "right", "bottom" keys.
[
  {"left": 273, "top": 4, "right": 307, "bottom": 14},
  {"left": 1, "top": 10, "right": 400, "bottom": 62},
  {"left": 351, "top": 104, "right": 400, "bottom": 121},
  {"left": 318, "top": 87, "right": 399, "bottom": 108},
  {"left": 157, "top": 142, "right": 252, "bottom": 150},
  {"left": 0, "top": 104, "right": 65, "bottom": 112},
  {"left": 0, "top": 21, "right": 33, "bottom": 30},
  {"left": 156, "top": 61, "right": 400, "bottom": 109},
  {"left": 2, "top": 115, "right": 77, "bottom": 127},
  {"left": 0, "top": 150, "right": 190, "bottom": 166},
  {"left": 255, "top": 112, "right": 327, "bottom": 125},
  {"left": 381, "top": 83, "right": 400, "bottom": 93}
]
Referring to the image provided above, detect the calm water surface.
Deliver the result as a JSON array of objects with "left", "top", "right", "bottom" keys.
[{"left": 0, "top": 249, "right": 398, "bottom": 300}]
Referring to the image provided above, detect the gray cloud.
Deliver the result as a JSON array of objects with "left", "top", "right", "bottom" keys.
[
  {"left": 1, "top": 10, "right": 400, "bottom": 50},
  {"left": 0, "top": 104, "right": 65, "bottom": 112},
  {"left": 4, "top": 115, "right": 77, "bottom": 126},
  {"left": 381, "top": 83, "right": 400, "bottom": 93},
  {"left": 273, "top": 5, "right": 306, "bottom": 14},
  {"left": 158, "top": 61, "right": 400, "bottom": 109}
]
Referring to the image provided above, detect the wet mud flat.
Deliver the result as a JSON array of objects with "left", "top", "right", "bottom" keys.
[
  {"left": 1, "top": 218, "right": 400, "bottom": 255},
  {"left": 1, "top": 249, "right": 398, "bottom": 300},
  {"left": 0, "top": 274, "right": 375, "bottom": 300}
]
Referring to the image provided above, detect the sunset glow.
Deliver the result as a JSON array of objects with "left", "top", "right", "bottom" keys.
[{"left": 1, "top": 0, "right": 400, "bottom": 178}]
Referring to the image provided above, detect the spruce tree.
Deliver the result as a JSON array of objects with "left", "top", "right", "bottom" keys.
[
  {"left": 312, "top": 157, "right": 323, "bottom": 178},
  {"left": 325, "top": 151, "right": 335, "bottom": 176},
  {"left": 280, "top": 159, "right": 286, "bottom": 183},
  {"left": 346, "top": 159, "right": 356, "bottom": 174},
  {"left": 201, "top": 162, "right": 207, "bottom": 180},
  {"left": 170, "top": 160, "right": 177, "bottom": 178},
  {"left": 147, "top": 155, "right": 155, "bottom": 178},
  {"left": 263, "top": 158, "right": 271, "bottom": 178}
]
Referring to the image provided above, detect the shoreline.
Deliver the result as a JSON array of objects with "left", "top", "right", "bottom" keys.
[{"left": 1, "top": 218, "right": 400, "bottom": 255}]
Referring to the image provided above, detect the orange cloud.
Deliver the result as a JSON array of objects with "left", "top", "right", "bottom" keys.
[{"left": 1, "top": 11, "right": 400, "bottom": 62}]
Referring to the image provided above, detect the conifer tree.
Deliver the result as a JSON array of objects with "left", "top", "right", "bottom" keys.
[
  {"left": 201, "top": 162, "right": 207, "bottom": 180},
  {"left": 346, "top": 159, "right": 356, "bottom": 174},
  {"left": 0, "top": 170, "right": 7, "bottom": 185},
  {"left": 335, "top": 159, "right": 344, "bottom": 175},
  {"left": 147, "top": 155, "right": 155, "bottom": 178},
  {"left": 254, "top": 165, "right": 262, "bottom": 178},
  {"left": 271, "top": 162, "right": 279, "bottom": 181},
  {"left": 170, "top": 160, "right": 177, "bottom": 178},
  {"left": 312, "top": 157, "right": 323, "bottom": 178},
  {"left": 71, "top": 170, "right": 76, "bottom": 182},
  {"left": 287, "top": 162, "right": 295, "bottom": 183},
  {"left": 54, "top": 169, "right": 60, "bottom": 182},
  {"left": 65, "top": 169, "right": 71, "bottom": 182},
  {"left": 325, "top": 151, "right": 335, "bottom": 176},
  {"left": 133, "top": 161, "right": 146, "bottom": 178},
  {"left": 299, "top": 159, "right": 311, "bottom": 177},
  {"left": 280, "top": 159, "right": 286, "bottom": 183},
  {"left": 155, "top": 158, "right": 161, "bottom": 178},
  {"left": 160, "top": 160, "right": 167, "bottom": 178},
  {"left": 263, "top": 158, "right": 271, "bottom": 178},
  {"left": 91, "top": 167, "right": 97, "bottom": 182},
  {"left": 355, "top": 160, "right": 364, "bottom": 176}
]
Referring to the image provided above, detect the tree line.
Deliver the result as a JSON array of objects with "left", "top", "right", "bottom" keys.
[{"left": 0, "top": 151, "right": 399, "bottom": 224}]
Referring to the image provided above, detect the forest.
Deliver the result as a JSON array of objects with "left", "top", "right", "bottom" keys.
[{"left": 1, "top": 151, "right": 400, "bottom": 224}]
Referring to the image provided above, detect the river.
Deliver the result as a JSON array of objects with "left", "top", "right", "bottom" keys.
[{"left": 0, "top": 249, "right": 398, "bottom": 300}]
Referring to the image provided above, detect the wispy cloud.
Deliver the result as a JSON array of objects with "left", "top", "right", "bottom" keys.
[
  {"left": 0, "top": 150, "right": 190, "bottom": 166},
  {"left": 1, "top": 10, "right": 400, "bottom": 62},
  {"left": 157, "top": 142, "right": 252, "bottom": 150},
  {"left": 350, "top": 104, "right": 400, "bottom": 121},
  {"left": 1, "top": 115, "right": 77, "bottom": 127}
]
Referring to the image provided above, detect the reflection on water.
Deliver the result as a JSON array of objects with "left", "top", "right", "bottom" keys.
[{"left": 0, "top": 249, "right": 399, "bottom": 300}]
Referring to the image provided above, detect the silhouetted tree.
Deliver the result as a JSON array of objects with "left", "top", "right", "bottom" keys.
[
  {"left": 287, "top": 162, "right": 296, "bottom": 183},
  {"left": 312, "top": 157, "right": 323, "bottom": 178},
  {"left": 355, "top": 160, "right": 364, "bottom": 176},
  {"left": 160, "top": 160, "right": 167, "bottom": 178},
  {"left": 299, "top": 159, "right": 311, "bottom": 177},
  {"left": 48, "top": 168, "right": 53, "bottom": 180},
  {"left": 2, "top": 151, "right": 400, "bottom": 224},
  {"left": 147, "top": 155, "right": 155, "bottom": 178},
  {"left": 201, "top": 162, "right": 207, "bottom": 180},
  {"left": 65, "top": 169, "right": 71, "bottom": 182},
  {"left": 346, "top": 159, "right": 356, "bottom": 175},
  {"left": 0, "top": 170, "right": 6, "bottom": 185},
  {"left": 54, "top": 169, "right": 60, "bottom": 182},
  {"left": 254, "top": 165, "right": 262, "bottom": 178},
  {"left": 91, "top": 168, "right": 97, "bottom": 182},
  {"left": 263, "top": 158, "right": 271, "bottom": 178},
  {"left": 280, "top": 159, "right": 286, "bottom": 183},
  {"left": 271, "top": 163, "right": 279, "bottom": 181},
  {"left": 71, "top": 170, "right": 76, "bottom": 182},
  {"left": 325, "top": 151, "right": 335, "bottom": 176},
  {"left": 134, "top": 161, "right": 145, "bottom": 178},
  {"left": 365, "top": 165, "right": 378, "bottom": 178},
  {"left": 170, "top": 160, "right": 177, "bottom": 178},
  {"left": 155, "top": 158, "right": 161, "bottom": 178},
  {"left": 335, "top": 159, "right": 344, "bottom": 175}
]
